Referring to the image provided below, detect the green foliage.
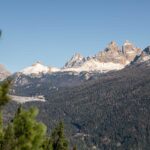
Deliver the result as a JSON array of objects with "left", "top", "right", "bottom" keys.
[
  {"left": 0, "top": 112, "right": 4, "bottom": 149},
  {"left": 50, "top": 122, "right": 69, "bottom": 150},
  {"left": 0, "top": 106, "right": 47, "bottom": 150},
  {"left": 72, "top": 145, "right": 77, "bottom": 150},
  {"left": 42, "top": 137, "right": 53, "bottom": 150},
  {"left": 2, "top": 123, "right": 15, "bottom": 150},
  {"left": 0, "top": 80, "right": 11, "bottom": 108},
  {"left": 0, "top": 82, "right": 77, "bottom": 150},
  {"left": 13, "top": 107, "right": 47, "bottom": 150}
]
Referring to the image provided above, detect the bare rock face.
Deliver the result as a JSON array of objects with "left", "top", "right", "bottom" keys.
[
  {"left": 122, "top": 40, "right": 141, "bottom": 62},
  {"left": 64, "top": 53, "right": 85, "bottom": 68},
  {"left": 96, "top": 40, "right": 141, "bottom": 65},
  {"left": 0, "top": 64, "right": 11, "bottom": 81},
  {"left": 63, "top": 41, "right": 142, "bottom": 72},
  {"left": 96, "top": 41, "right": 127, "bottom": 65},
  {"left": 132, "top": 46, "right": 150, "bottom": 63}
]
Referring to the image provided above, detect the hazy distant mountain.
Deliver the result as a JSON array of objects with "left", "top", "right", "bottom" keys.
[{"left": 0, "top": 64, "right": 11, "bottom": 81}]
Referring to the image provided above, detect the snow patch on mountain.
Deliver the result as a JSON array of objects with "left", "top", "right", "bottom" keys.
[
  {"left": 20, "top": 62, "right": 60, "bottom": 75},
  {"left": 10, "top": 95, "right": 46, "bottom": 103},
  {"left": 17, "top": 41, "right": 146, "bottom": 75},
  {"left": 62, "top": 59, "right": 125, "bottom": 73}
]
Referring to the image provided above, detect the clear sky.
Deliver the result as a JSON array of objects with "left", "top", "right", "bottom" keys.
[{"left": 0, "top": 0, "right": 150, "bottom": 72}]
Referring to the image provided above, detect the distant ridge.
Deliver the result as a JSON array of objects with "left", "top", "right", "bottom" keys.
[{"left": 18, "top": 40, "right": 142, "bottom": 75}]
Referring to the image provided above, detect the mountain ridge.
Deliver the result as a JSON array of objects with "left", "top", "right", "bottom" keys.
[{"left": 17, "top": 40, "right": 143, "bottom": 75}]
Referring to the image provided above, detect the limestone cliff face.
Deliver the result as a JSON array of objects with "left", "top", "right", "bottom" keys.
[
  {"left": 96, "top": 41, "right": 141, "bottom": 65},
  {"left": 96, "top": 41, "right": 127, "bottom": 65},
  {"left": 63, "top": 41, "right": 141, "bottom": 72},
  {"left": 64, "top": 53, "right": 85, "bottom": 68},
  {"left": 122, "top": 40, "right": 141, "bottom": 62}
]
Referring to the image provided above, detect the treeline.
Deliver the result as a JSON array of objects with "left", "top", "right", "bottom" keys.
[{"left": 0, "top": 80, "right": 77, "bottom": 150}]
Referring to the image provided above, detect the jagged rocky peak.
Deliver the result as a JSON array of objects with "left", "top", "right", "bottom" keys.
[
  {"left": 140, "top": 46, "right": 150, "bottom": 61},
  {"left": 64, "top": 53, "right": 85, "bottom": 68},
  {"left": 105, "top": 41, "right": 119, "bottom": 52},
  {"left": 143, "top": 46, "right": 150, "bottom": 54},
  {"left": 0, "top": 64, "right": 11, "bottom": 81},
  {"left": 122, "top": 40, "right": 136, "bottom": 51},
  {"left": 123, "top": 40, "right": 132, "bottom": 46},
  {"left": 95, "top": 41, "right": 127, "bottom": 64},
  {"left": 122, "top": 40, "right": 141, "bottom": 61},
  {"left": 122, "top": 40, "right": 137, "bottom": 51}
]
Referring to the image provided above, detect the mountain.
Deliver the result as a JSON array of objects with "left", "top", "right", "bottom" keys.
[
  {"left": 132, "top": 46, "right": 150, "bottom": 64},
  {"left": 5, "top": 59, "right": 150, "bottom": 150},
  {"left": 122, "top": 40, "right": 141, "bottom": 62},
  {"left": 16, "top": 41, "right": 141, "bottom": 76},
  {"left": 20, "top": 61, "right": 60, "bottom": 75},
  {"left": 63, "top": 41, "right": 141, "bottom": 73},
  {"left": 64, "top": 53, "right": 85, "bottom": 68},
  {"left": 10, "top": 41, "right": 144, "bottom": 99},
  {"left": 4, "top": 41, "right": 150, "bottom": 149},
  {"left": 0, "top": 64, "right": 11, "bottom": 81}
]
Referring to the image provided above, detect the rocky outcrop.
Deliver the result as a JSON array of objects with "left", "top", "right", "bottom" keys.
[
  {"left": 18, "top": 41, "right": 144, "bottom": 75},
  {"left": 96, "top": 41, "right": 127, "bottom": 65},
  {"left": 63, "top": 41, "right": 141, "bottom": 73},
  {"left": 64, "top": 53, "right": 85, "bottom": 68},
  {"left": 122, "top": 40, "right": 141, "bottom": 62},
  {"left": 132, "top": 46, "right": 150, "bottom": 63}
]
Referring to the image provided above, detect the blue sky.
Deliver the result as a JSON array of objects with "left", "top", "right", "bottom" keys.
[{"left": 0, "top": 0, "right": 150, "bottom": 72}]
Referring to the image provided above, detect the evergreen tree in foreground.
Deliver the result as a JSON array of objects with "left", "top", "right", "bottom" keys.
[
  {"left": 0, "top": 80, "right": 11, "bottom": 150},
  {"left": 0, "top": 80, "right": 11, "bottom": 108},
  {"left": 51, "top": 122, "right": 68, "bottom": 150}
]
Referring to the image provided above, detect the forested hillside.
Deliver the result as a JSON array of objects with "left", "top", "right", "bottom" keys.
[{"left": 3, "top": 60, "right": 150, "bottom": 149}]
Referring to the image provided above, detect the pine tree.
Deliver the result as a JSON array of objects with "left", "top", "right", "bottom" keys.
[
  {"left": 0, "top": 80, "right": 11, "bottom": 149},
  {"left": 1, "top": 123, "right": 15, "bottom": 150},
  {"left": 0, "top": 111, "right": 4, "bottom": 149},
  {"left": 12, "top": 107, "right": 47, "bottom": 150},
  {"left": 42, "top": 137, "right": 53, "bottom": 150},
  {"left": 51, "top": 121, "right": 69, "bottom": 150},
  {"left": 72, "top": 145, "right": 77, "bottom": 150},
  {"left": 0, "top": 80, "right": 11, "bottom": 108}
]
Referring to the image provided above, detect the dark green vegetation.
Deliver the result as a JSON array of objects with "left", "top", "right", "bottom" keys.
[
  {"left": 0, "top": 81, "right": 75, "bottom": 150},
  {"left": 4, "top": 60, "right": 150, "bottom": 149}
]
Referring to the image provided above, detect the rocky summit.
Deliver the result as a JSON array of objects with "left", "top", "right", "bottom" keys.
[
  {"left": 96, "top": 40, "right": 141, "bottom": 65},
  {"left": 63, "top": 41, "right": 141, "bottom": 73}
]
